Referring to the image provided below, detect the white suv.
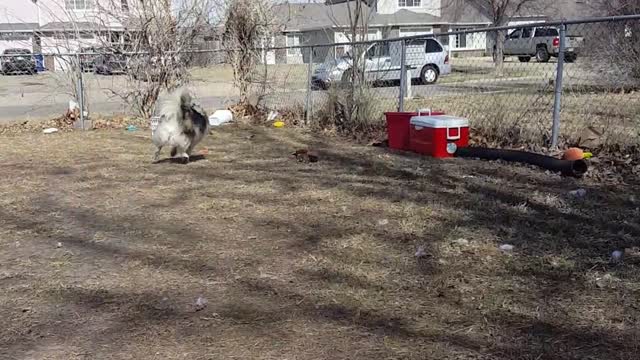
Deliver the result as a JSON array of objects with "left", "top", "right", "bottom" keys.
[{"left": 312, "top": 38, "right": 450, "bottom": 89}]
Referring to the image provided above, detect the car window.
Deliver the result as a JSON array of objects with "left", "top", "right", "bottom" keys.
[
  {"left": 366, "top": 43, "right": 390, "bottom": 58},
  {"left": 508, "top": 29, "right": 522, "bottom": 39},
  {"left": 534, "top": 27, "right": 559, "bottom": 37},
  {"left": 425, "top": 39, "right": 442, "bottom": 53},
  {"left": 522, "top": 27, "right": 532, "bottom": 38}
]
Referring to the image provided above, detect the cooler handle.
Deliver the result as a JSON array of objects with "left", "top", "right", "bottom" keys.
[
  {"left": 417, "top": 108, "right": 431, "bottom": 116},
  {"left": 447, "top": 127, "right": 461, "bottom": 140}
]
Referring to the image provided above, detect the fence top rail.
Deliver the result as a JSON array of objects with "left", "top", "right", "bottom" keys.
[{"left": 4, "top": 14, "right": 639, "bottom": 57}]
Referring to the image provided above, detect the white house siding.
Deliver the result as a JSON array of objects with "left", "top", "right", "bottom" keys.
[
  {"left": 377, "top": 0, "right": 441, "bottom": 17},
  {"left": 398, "top": 27, "right": 433, "bottom": 37},
  {"left": 333, "top": 29, "right": 380, "bottom": 58},
  {"left": 41, "top": 33, "right": 99, "bottom": 71},
  {"left": 448, "top": 27, "right": 486, "bottom": 51},
  {"left": 0, "top": 0, "right": 38, "bottom": 24},
  {"left": 37, "top": 0, "right": 130, "bottom": 28},
  {"left": 0, "top": 34, "right": 34, "bottom": 54}
]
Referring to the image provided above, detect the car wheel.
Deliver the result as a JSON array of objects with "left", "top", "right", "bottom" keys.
[
  {"left": 518, "top": 56, "right": 531, "bottom": 63},
  {"left": 536, "top": 46, "right": 550, "bottom": 62},
  {"left": 420, "top": 65, "right": 438, "bottom": 85},
  {"left": 565, "top": 54, "right": 577, "bottom": 63}
]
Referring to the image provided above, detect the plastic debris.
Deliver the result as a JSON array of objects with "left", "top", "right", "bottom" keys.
[
  {"left": 56, "top": 242, "right": 63, "bottom": 248},
  {"left": 568, "top": 188, "right": 587, "bottom": 198},
  {"left": 69, "top": 99, "right": 79, "bottom": 111},
  {"left": 43, "top": 127, "right": 59, "bottom": 134},
  {"left": 208, "top": 110, "right": 233, "bottom": 126},
  {"left": 195, "top": 296, "right": 208, "bottom": 311},
  {"left": 273, "top": 121, "right": 285, "bottom": 128},
  {"left": 453, "top": 238, "right": 469, "bottom": 246},
  {"left": 499, "top": 244, "right": 514, "bottom": 252},
  {"left": 414, "top": 246, "right": 428, "bottom": 258},
  {"left": 377, "top": 219, "right": 389, "bottom": 226},
  {"left": 267, "top": 111, "right": 279, "bottom": 122},
  {"left": 126, "top": 125, "right": 138, "bottom": 131},
  {"left": 611, "top": 249, "right": 625, "bottom": 264}
]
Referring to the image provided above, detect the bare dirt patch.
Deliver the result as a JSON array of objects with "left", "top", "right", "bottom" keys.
[{"left": 0, "top": 126, "right": 638, "bottom": 359}]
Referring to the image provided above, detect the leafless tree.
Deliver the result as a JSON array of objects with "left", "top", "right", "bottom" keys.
[
  {"left": 93, "top": 0, "right": 217, "bottom": 118},
  {"left": 219, "top": 0, "right": 277, "bottom": 105},
  {"left": 323, "top": 0, "right": 381, "bottom": 136},
  {"left": 445, "top": 0, "right": 545, "bottom": 72},
  {"left": 583, "top": 0, "right": 640, "bottom": 86}
]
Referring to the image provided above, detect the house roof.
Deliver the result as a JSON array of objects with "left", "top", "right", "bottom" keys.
[
  {"left": 0, "top": 22, "right": 39, "bottom": 32},
  {"left": 39, "top": 22, "right": 103, "bottom": 31},
  {"left": 273, "top": 2, "right": 448, "bottom": 31}
]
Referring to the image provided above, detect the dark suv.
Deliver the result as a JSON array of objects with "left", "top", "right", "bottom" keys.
[
  {"left": 93, "top": 52, "right": 128, "bottom": 75},
  {"left": 1, "top": 48, "right": 37, "bottom": 75}
]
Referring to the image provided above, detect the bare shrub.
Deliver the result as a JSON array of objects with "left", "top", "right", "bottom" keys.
[
  {"left": 220, "top": 0, "right": 275, "bottom": 105},
  {"left": 582, "top": 1, "right": 640, "bottom": 88}
]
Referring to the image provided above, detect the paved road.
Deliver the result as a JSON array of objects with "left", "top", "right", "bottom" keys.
[{"left": 0, "top": 71, "right": 550, "bottom": 124}]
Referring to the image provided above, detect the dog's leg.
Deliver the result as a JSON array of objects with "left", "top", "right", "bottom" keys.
[
  {"left": 170, "top": 147, "right": 177, "bottom": 157},
  {"left": 152, "top": 145, "right": 163, "bottom": 163},
  {"left": 173, "top": 146, "right": 189, "bottom": 164},
  {"left": 179, "top": 151, "right": 190, "bottom": 164}
]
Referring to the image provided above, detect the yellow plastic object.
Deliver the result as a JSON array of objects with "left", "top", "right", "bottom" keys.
[
  {"left": 273, "top": 121, "right": 285, "bottom": 128},
  {"left": 583, "top": 152, "right": 593, "bottom": 159}
]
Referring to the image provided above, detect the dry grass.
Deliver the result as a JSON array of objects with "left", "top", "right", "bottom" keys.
[{"left": 1, "top": 126, "right": 639, "bottom": 359}]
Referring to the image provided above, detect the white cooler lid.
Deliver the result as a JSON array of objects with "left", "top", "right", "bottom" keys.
[{"left": 410, "top": 115, "right": 469, "bottom": 128}]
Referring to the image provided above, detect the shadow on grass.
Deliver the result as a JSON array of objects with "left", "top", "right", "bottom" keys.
[{"left": 0, "top": 126, "right": 638, "bottom": 359}]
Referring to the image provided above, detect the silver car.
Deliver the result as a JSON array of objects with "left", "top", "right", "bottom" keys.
[{"left": 312, "top": 38, "right": 450, "bottom": 89}]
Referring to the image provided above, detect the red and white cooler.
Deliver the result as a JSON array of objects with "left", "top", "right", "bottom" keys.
[{"left": 409, "top": 115, "right": 469, "bottom": 158}]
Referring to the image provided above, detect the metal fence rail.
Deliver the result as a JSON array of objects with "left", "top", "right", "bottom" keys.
[{"left": 1, "top": 16, "right": 638, "bottom": 150}]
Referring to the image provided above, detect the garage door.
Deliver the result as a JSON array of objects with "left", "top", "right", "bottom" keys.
[{"left": 399, "top": 27, "right": 433, "bottom": 37}]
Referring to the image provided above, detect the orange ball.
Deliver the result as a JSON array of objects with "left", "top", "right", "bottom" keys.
[{"left": 562, "top": 147, "right": 584, "bottom": 161}]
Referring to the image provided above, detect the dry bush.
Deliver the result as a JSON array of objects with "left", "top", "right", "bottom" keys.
[
  {"left": 221, "top": 0, "right": 275, "bottom": 104},
  {"left": 581, "top": 1, "right": 640, "bottom": 88},
  {"left": 315, "top": 84, "right": 386, "bottom": 141}
]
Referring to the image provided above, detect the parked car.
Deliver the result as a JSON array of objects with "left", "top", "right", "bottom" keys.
[
  {"left": 500, "top": 26, "right": 584, "bottom": 63},
  {"left": 128, "top": 54, "right": 184, "bottom": 82},
  {"left": 79, "top": 46, "right": 99, "bottom": 72},
  {"left": 312, "top": 38, "right": 450, "bottom": 90},
  {"left": 93, "top": 52, "right": 127, "bottom": 75},
  {"left": 1, "top": 48, "right": 37, "bottom": 75}
]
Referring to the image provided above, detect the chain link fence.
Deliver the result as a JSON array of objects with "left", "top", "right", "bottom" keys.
[{"left": 1, "top": 16, "right": 638, "bottom": 149}]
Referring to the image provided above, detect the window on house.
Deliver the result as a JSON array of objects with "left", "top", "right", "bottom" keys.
[
  {"left": 286, "top": 33, "right": 301, "bottom": 56},
  {"left": 453, "top": 28, "right": 468, "bottom": 48},
  {"left": 64, "top": 0, "right": 95, "bottom": 10},
  {"left": 121, "top": 0, "right": 129, "bottom": 11},
  {"left": 398, "top": 0, "right": 421, "bottom": 7}
]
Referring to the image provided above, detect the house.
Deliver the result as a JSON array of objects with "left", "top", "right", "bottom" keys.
[
  {"left": 0, "top": 1, "right": 39, "bottom": 54},
  {"left": 271, "top": 0, "right": 597, "bottom": 64},
  {"left": 1, "top": 0, "right": 137, "bottom": 71}
]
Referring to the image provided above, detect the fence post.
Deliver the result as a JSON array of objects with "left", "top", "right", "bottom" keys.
[
  {"left": 551, "top": 23, "right": 567, "bottom": 148},
  {"left": 305, "top": 46, "right": 313, "bottom": 126},
  {"left": 76, "top": 53, "right": 85, "bottom": 130},
  {"left": 398, "top": 38, "right": 407, "bottom": 112}
]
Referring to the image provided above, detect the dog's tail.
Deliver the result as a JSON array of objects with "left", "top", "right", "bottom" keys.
[{"left": 159, "top": 87, "right": 192, "bottom": 124}]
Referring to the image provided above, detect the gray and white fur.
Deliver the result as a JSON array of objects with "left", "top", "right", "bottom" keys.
[{"left": 152, "top": 87, "right": 209, "bottom": 163}]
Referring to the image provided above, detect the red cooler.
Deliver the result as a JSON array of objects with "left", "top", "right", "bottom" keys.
[
  {"left": 409, "top": 115, "right": 469, "bottom": 158},
  {"left": 385, "top": 110, "right": 444, "bottom": 151}
]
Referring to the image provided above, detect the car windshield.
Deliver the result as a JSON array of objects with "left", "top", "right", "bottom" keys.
[{"left": 4, "top": 49, "right": 30, "bottom": 55}]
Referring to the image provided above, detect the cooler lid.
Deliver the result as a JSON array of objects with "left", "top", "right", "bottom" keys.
[{"left": 410, "top": 115, "right": 469, "bottom": 128}]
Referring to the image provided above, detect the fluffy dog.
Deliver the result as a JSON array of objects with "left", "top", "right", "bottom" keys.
[{"left": 152, "top": 87, "right": 209, "bottom": 163}]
